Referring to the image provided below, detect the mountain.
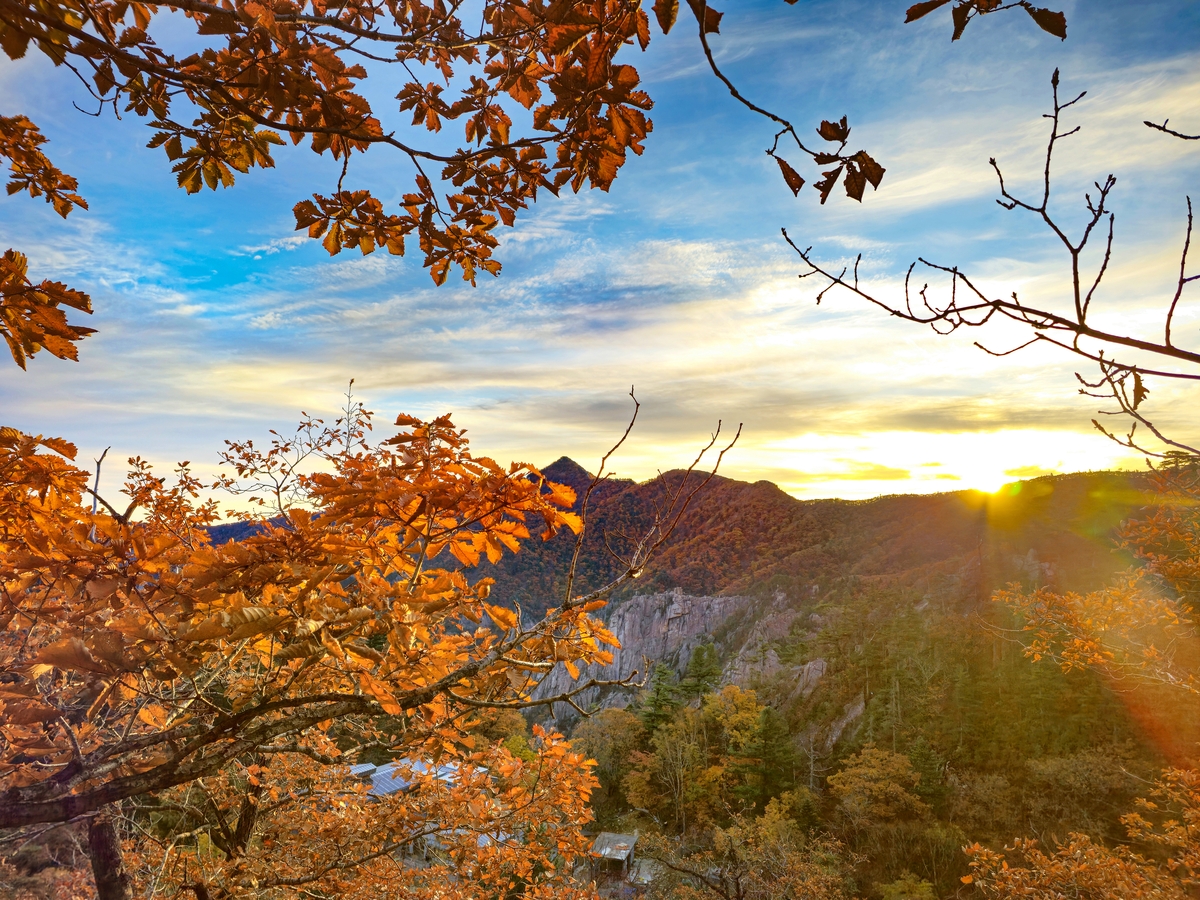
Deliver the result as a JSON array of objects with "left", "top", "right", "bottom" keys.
[
  {"left": 497, "top": 464, "right": 1200, "bottom": 769},
  {"left": 480, "top": 462, "right": 1157, "bottom": 618}
]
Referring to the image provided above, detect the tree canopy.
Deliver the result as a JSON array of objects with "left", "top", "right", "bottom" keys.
[{"left": 0, "top": 0, "right": 1083, "bottom": 370}]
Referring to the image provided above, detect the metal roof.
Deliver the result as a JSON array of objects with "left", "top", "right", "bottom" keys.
[
  {"left": 349, "top": 760, "right": 459, "bottom": 797},
  {"left": 589, "top": 831, "right": 637, "bottom": 861}
]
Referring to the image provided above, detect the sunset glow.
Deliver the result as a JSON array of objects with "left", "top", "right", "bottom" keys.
[{"left": 2, "top": 1, "right": 1197, "bottom": 502}]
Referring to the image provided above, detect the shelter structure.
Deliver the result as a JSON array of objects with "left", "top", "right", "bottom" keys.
[
  {"left": 589, "top": 831, "right": 638, "bottom": 880},
  {"left": 347, "top": 760, "right": 458, "bottom": 797}
]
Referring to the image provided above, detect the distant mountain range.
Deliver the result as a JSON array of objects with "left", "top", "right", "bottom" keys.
[
  {"left": 206, "top": 461, "right": 1157, "bottom": 618},
  {"left": 477, "top": 458, "right": 1156, "bottom": 618}
]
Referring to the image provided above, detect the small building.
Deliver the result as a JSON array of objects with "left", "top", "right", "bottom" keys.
[
  {"left": 589, "top": 831, "right": 638, "bottom": 880},
  {"left": 347, "top": 760, "right": 458, "bottom": 797}
]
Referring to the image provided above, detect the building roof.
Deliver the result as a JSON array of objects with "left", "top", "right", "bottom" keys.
[
  {"left": 349, "top": 760, "right": 459, "bottom": 797},
  {"left": 590, "top": 831, "right": 637, "bottom": 862}
]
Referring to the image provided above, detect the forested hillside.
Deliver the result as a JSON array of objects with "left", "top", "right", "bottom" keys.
[
  {"left": 480, "top": 460, "right": 1154, "bottom": 615},
  {"left": 489, "top": 462, "right": 1200, "bottom": 898}
]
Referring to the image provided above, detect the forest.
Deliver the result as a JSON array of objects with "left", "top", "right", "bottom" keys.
[{"left": 2, "top": 0, "right": 1199, "bottom": 898}]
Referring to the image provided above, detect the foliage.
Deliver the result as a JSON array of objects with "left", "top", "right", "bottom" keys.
[
  {"left": 905, "top": 0, "right": 1066, "bottom": 42},
  {"left": 642, "top": 794, "right": 854, "bottom": 900},
  {"left": 0, "top": 113, "right": 94, "bottom": 369},
  {"left": 877, "top": 871, "right": 935, "bottom": 900},
  {"left": 0, "top": 0, "right": 961, "bottom": 367},
  {"left": 0, "top": 407, "right": 629, "bottom": 898},
  {"left": 1000, "top": 466, "right": 1200, "bottom": 693},
  {"left": 125, "top": 727, "right": 598, "bottom": 900},
  {"left": 640, "top": 662, "right": 684, "bottom": 733},
  {"left": 827, "top": 746, "right": 929, "bottom": 830},
  {"left": 964, "top": 831, "right": 1186, "bottom": 900},
  {"left": 679, "top": 642, "right": 722, "bottom": 701},
  {"left": 569, "top": 707, "right": 644, "bottom": 823}
]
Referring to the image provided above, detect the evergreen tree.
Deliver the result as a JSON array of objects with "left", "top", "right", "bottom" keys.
[
  {"left": 679, "top": 642, "right": 723, "bottom": 701},
  {"left": 731, "top": 706, "right": 797, "bottom": 810},
  {"left": 640, "top": 663, "right": 682, "bottom": 734}
]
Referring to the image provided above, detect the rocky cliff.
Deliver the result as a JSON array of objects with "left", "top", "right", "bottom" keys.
[{"left": 533, "top": 588, "right": 750, "bottom": 718}]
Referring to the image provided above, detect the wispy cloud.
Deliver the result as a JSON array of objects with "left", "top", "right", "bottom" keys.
[{"left": 1, "top": 0, "right": 1196, "bottom": 509}]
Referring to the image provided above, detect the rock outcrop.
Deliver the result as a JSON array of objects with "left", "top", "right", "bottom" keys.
[{"left": 532, "top": 588, "right": 749, "bottom": 719}]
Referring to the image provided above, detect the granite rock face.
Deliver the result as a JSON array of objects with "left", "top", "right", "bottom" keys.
[
  {"left": 532, "top": 588, "right": 749, "bottom": 718},
  {"left": 532, "top": 585, "right": 850, "bottom": 757}
]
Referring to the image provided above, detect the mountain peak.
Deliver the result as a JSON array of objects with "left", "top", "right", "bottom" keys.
[{"left": 542, "top": 456, "right": 594, "bottom": 490}]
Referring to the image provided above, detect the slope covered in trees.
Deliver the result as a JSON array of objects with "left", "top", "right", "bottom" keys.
[
  {"left": 477, "top": 459, "right": 1157, "bottom": 618},
  {"left": 539, "top": 463, "right": 1200, "bottom": 898}
]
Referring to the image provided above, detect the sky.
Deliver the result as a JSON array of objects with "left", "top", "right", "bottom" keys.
[{"left": 2, "top": 0, "right": 1199, "bottom": 507}]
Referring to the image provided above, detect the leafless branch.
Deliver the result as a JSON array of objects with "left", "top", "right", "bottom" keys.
[
  {"left": 783, "top": 70, "right": 1200, "bottom": 460},
  {"left": 1145, "top": 119, "right": 1200, "bottom": 141}
]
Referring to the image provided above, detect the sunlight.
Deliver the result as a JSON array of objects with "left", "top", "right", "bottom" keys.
[{"left": 747, "top": 429, "right": 1144, "bottom": 500}]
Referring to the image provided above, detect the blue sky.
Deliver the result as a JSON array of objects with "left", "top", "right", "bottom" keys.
[{"left": 2, "top": 0, "right": 1199, "bottom": 505}]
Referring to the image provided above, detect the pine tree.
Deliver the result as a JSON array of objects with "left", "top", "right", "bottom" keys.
[
  {"left": 679, "top": 643, "right": 722, "bottom": 701},
  {"left": 640, "top": 663, "right": 682, "bottom": 734}
]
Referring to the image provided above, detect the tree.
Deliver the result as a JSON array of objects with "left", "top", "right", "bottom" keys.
[
  {"left": 641, "top": 794, "right": 854, "bottom": 900},
  {"left": 0, "top": 395, "right": 738, "bottom": 898},
  {"left": 627, "top": 706, "right": 705, "bottom": 832},
  {"left": 0, "top": 0, "right": 1086, "bottom": 370},
  {"left": 826, "top": 746, "right": 929, "bottom": 832},
  {"left": 730, "top": 706, "right": 795, "bottom": 811},
  {"left": 569, "top": 706, "right": 644, "bottom": 822},
  {"left": 639, "top": 662, "right": 683, "bottom": 734},
  {"left": 788, "top": 68, "right": 1199, "bottom": 459},
  {"left": 678, "top": 642, "right": 721, "bottom": 702}
]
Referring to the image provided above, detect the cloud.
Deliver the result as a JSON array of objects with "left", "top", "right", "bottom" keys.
[
  {"left": 1, "top": 0, "right": 1197, "bottom": 508},
  {"left": 237, "top": 235, "right": 307, "bottom": 258}
]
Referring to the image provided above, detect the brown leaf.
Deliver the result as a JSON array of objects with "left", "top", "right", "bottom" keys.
[
  {"left": 951, "top": 2, "right": 970, "bottom": 40},
  {"left": 843, "top": 162, "right": 866, "bottom": 202},
  {"left": 905, "top": 0, "right": 953, "bottom": 22},
  {"left": 635, "top": 8, "right": 651, "bottom": 49},
  {"left": 34, "top": 637, "right": 110, "bottom": 674},
  {"left": 817, "top": 116, "right": 850, "bottom": 144},
  {"left": 774, "top": 156, "right": 805, "bottom": 196},
  {"left": 652, "top": 0, "right": 678, "bottom": 33},
  {"left": 1022, "top": 3, "right": 1066, "bottom": 39},
  {"left": 3, "top": 702, "right": 61, "bottom": 725},
  {"left": 1133, "top": 370, "right": 1148, "bottom": 410},
  {"left": 852, "top": 150, "right": 886, "bottom": 188},
  {"left": 815, "top": 167, "right": 842, "bottom": 205},
  {"left": 685, "top": 0, "right": 722, "bottom": 34}
]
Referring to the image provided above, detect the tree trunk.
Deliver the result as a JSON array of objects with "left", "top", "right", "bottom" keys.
[{"left": 88, "top": 812, "right": 132, "bottom": 900}]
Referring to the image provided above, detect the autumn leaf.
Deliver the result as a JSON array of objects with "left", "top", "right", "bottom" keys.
[
  {"left": 652, "top": 0, "right": 679, "bottom": 34},
  {"left": 357, "top": 671, "right": 402, "bottom": 715},
  {"left": 1022, "top": 3, "right": 1066, "bottom": 39},
  {"left": 774, "top": 156, "right": 805, "bottom": 196},
  {"left": 685, "top": 0, "right": 722, "bottom": 35},
  {"left": 843, "top": 162, "right": 867, "bottom": 201},
  {"left": 486, "top": 604, "right": 519, "bottom": 630},
  {"left": 814, "top": 167, "right": 843, "bottom": 205},
  {"left": 817, "top": 116, "right": 850, "bottom": 144},
  {"left": 1132, "top": 369, "right": 1148, "bottom": 409},
  {"left": 852, "top": 150, "right": 886, "bottom": 188},
  {"left": 905, "top": 0, "right": 953, "bottom": 22},
  {"left": 951, "top": 2, "right": 971, "bottom": 40}
]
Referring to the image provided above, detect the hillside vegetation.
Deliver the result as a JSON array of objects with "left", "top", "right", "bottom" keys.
[{"left": 490, "top": 463, "right": 1200, "bottom": 898}]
